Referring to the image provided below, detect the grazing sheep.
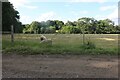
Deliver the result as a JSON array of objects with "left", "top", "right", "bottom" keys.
[
  {"left": 40, "top": 35, "right": 47, "bottom": 41},
  {"left": 40, "top": 35, "right": 52, "bottom": 46}
]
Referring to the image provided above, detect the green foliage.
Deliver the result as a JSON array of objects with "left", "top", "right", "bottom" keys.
[
  {"left": 23, "top": 21, "right": 40, "bottom": 34},
  {"left": 48, "top": 26, "right": 56, "bottom": 33},
  {"left": 22, "top": 17, "right": 120, "bottom": 34},
  {"left": 54, "top": 20, "right": 64, "bottom": 30},
  {"left": 42, "top": 26, "right": 56, "bottom": 34},
  {"left": 2, "top": 2, "right": 22, "bottom": 33},
  {"left": 23, "top": 24, "right": 30, "bottom": 33},
  {"left": 60, "top": 26, "right": 71, "bottom": 34},
  {"left": 60, "top": 26, "right": 81, "bottom": 34},
  {"left": 23, "top": 20, "right": 64, "bottom": 34}
]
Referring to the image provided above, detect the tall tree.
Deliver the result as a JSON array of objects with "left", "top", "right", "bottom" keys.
[
  {"left": 77, "top": 17, "right": 97, "bottom": 34},
  {"left": 2, "top": 2, "right": 21, "bottom": 33}
]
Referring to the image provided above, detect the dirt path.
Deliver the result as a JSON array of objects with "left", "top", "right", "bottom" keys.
[{"left": 2, "top": 54, "right": 118, "bottom": 78}]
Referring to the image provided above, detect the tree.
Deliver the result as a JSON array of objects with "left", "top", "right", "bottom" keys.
[
  {"left": 54, "top": 20, "right": 64, "bottom": 30},
  {"left": 23, "top": 24, "right": 30, "bottom": 34},
  {"left": 65, "top": 21, "right": 76, "bottom": 26},
  {"left": 115, "top": 25, "right": 120, "bottom": 34},
  {"left": 77, "top": 17, "right": 97, "bottom": 34},
  {"left": 60, "top": 26, "right": 80, "bottom": 34},
  {"left": 30, "top": 21, "right": 41, "bottom": 33},
  {"left": 23, "top": 21, "right": 40, "bottom": 34},
  {"left": 2, "top": 2, "right": 22, "bottom": 33},
  {"left": 60, "top": 26, "right": 71, "bottom": 34},
  {"left": 22, "top": 17, "right": 119, "bottom": 34},
  {"left": 49, "top": 26, "right": 56, "bottom": 33},
  {"left": 46, "top": 20, "right": 55, "bottom": 27},
  {"left": 97, "top": 19, "right": 115, "bottom": 34}
]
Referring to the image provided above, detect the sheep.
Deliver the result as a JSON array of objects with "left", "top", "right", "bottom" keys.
[
  {"left": 40, "top": 35, "right": 47, "bottom": 41},
  {"left": 40, "top": 35, "right": 52, "bottom": 46}
]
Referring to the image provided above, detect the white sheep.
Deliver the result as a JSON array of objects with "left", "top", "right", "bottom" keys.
[
  {"left": 40, "top": 35, "right": 52, "bottom": 45},
  {"left": 40, "top": 35, "right": 47, "bottom": 41}
]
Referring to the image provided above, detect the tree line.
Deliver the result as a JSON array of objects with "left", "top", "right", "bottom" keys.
[
  {"left": 23, "top": 18, "right": 120, "bottom": 34},
  {"left": 2, "top": 2, "right": 120, "bottom": 34}
]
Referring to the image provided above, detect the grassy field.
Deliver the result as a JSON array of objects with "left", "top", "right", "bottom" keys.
[{"left": 2, "top": 34, "right": 119, "bottom": 55}]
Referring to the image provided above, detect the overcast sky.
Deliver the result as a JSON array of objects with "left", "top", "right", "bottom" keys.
[{"left": 9, "top": 0, "right": 119, "bottom": 25}]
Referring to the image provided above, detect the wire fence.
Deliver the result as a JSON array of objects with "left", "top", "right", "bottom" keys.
[{"left": 2, "top": 33, "right": 118, "bottom": 49}]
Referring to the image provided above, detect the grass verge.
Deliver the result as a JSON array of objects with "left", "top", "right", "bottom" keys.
[{"left": 2, "top": 40, "right": 118, "bottom": 55}]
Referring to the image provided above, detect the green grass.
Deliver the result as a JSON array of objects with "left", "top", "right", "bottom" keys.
[{"left": 2, "top": 34, "right": 119, "bottom": 55}]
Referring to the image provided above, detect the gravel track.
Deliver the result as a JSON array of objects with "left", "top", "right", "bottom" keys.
[{"left": 2, "top": 54, "right": 119, "bottom": 78}]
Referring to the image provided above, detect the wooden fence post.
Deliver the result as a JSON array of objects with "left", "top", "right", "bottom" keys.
[
  {"left": 11, "top": 25, "right": 14, "bottom": 43},
  {"left": 83, "top": 31, "right": 85, "bottom": 45}
]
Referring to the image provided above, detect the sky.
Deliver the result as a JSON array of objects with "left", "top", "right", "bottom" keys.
[{"left": 9, "top": 0, "right": 120, "bottom": 25}]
